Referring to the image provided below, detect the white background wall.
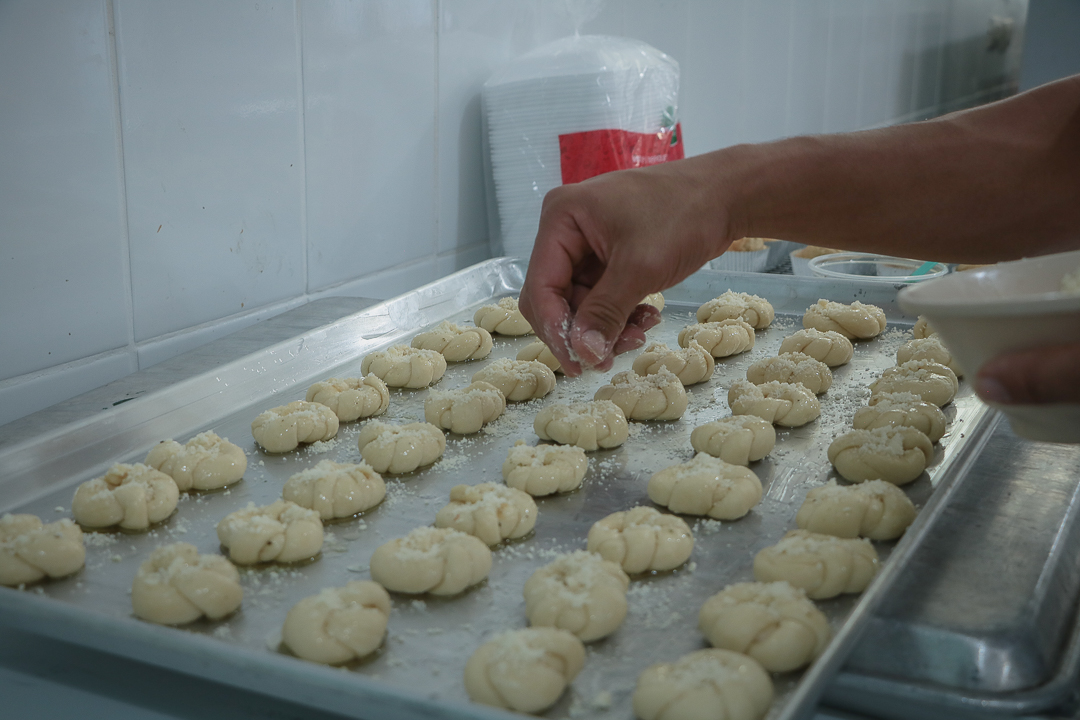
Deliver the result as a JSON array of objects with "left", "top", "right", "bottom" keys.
[
  {"left": 1020, "top": 0, "right": 1080, "bottom": 90},
  {"left": 0, "top": 0, "right": 1028, "bottom": 427}
]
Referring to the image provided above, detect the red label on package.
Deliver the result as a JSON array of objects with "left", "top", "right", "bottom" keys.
[{"left": 559, "top": 123, "right": 684, "bottom": 185}]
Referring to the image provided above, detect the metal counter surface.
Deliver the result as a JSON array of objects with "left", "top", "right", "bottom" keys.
[{"left": 0, "top": 259, "right": 1016, "bottom": 720}]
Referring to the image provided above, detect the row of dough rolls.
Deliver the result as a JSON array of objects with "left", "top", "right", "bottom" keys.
[
  {"left": 13, "top": 292, "right": 949, "bottom": 720},
  {"left": 627, "top": 295, "right": 939, "bottom": 720}
]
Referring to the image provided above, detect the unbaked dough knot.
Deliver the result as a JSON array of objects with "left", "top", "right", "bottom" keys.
[
  {"left": 632, "top": 340, "right": 714, "bottom": 385},
  {"left": 131, "top": 542, "right": 242, "bottom": 625},
  {"left": 71, "top": 463, "right": 179, "bottom": 530},
  {"left": 523, "top": 550, "right": 630, "bottom": 641},
  {"left": 647, "top": 453, "right": 763, "bottom": 520},
  {"left": 305, "top": 375, "right": 390, "bottom": 421},
  {"left": 281, "top": 581, "right": 391, "bottom": 664},
  {"left": 587, "top": 506, "right": 694, "bottom": 573},
  {"left": 753, "top": 529, "right": 879, "bottom": 599},
  {"left": 0, "top": 514, "right": 85, "bottom": 586},
  {"left": 144, "top": 431, "right": 247, "bottom": 491},
  {"left": 216, "top": 500, "right": 324, "bottom": 564}
]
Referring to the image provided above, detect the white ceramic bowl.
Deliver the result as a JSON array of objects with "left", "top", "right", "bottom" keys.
[
  {"left": 898, "top": 249, "right": 1080, "bottom": 443},
  {"left": 809, "top": 253, "right": 949, "bottom": 284}
]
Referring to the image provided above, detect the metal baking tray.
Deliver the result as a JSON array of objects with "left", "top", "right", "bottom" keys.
[
  {"left": 0, "top": 257, "right": 992, "bottom": 720},
  {"left": 821, "top": 413, "right": 1080, "bottom": 720}
]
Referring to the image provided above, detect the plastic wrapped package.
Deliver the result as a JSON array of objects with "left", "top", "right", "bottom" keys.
[{"left": 482, "top": 35, "right": 682, "bottom": 257}]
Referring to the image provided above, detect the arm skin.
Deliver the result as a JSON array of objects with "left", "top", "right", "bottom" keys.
[{"left": 518, "top": 74, "right": 1080, "bottom": 404}]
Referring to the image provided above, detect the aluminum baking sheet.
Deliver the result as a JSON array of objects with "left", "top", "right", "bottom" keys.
[
  {"left": 821, "top": 413, "right": 1080, "bottom": 720},
  {"left": 0, "top": 258, "right": 990, "bottom": 720}
]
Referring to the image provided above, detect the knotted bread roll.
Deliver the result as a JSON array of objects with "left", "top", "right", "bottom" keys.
[
  {"left": 897, "top": 336, "right": 963, "bottom": 376},
  {"left": 777, "top": 328, "right": 853, "bottom": 367},
  {"left": 357, "top": 420, "right": 445, "bottom": 474},
  {"left": 501, "top": 440, "right": 589, "bottom": 496},
  {"left": 690, "top": 415, "right": 776, "bottom": 466},
  {"left": 411, "top": 320, "right": 493, "bottom": 362},
  {"left": 746, "top": 352, "right": 832, "bottom": 395},
  {"left": 464, "top": 628, "right": 585, "bottom": 713},
  {"left": 633, "top": 649, "right": 773, "bottom": 720},
  {"left": 282, "top": 460, "right": 385, "bottom": 520},
  {"left": 641, "top": 292, "right": 665, "bottom": 311},
  {"left": 828, "top": 426, "right": 934, "bottom": 486},
  {"left": 632, "top": 340, "right": 714, "bottom": 385},
  {"left": 435, "top": 482, "right": 537, "bottom": 546},
  {"left": 517, "top": 340, "right": 562, "bottom": 373},
  {"left": 753, "top": 529, "right": 879, "bottom": 599},
  {"left": 728, "top": 379, "right": 821, "bottom": 427},
  {"left": 361, "top": 345, "right": 447, "bottom": 388},
  {"left": 912, "top": 316, "right": 936, "bottom": 339},
  {"left": 587, "top": 506, "right": 693, "bottom": 573},
  {"left": 472, "top": 358, "right": 556, "bottom": 402},
  {"left": 678, "top": 319, "right": 755, "bottom": 358},
  {"left": 424, "top": 381, "right": 506, "bottom": 434},
  {"left": 853, "top": 391, "right": 947, "bottom": 442},
  {"left": 802, "top": 299, "right": 887, "bottom": 340},
  {"left": 369, "top": 526, "right": 492, "bottom": 596},
  {"left": 251, "top": 401, "right": 339, "bottom": 453},
  {"left": 0, "top": 514, "right": 85, "bottom": 586},
  {"left": 796, "top": 479, "right": 917, "bottom": 540},
  {"left": 305, "top": 375, "right": 390, "bottom": 422},
  {"left": 698, "top": 581, "right": 830, "bottom": 672},
  {"left": 131, "top": 542, "right": 242, "bottom": 625},
  {"left": 647, "top": 453, "right": 763, "bottom": 520},
  {"left": 869, "top": 359, "right": 958, "bottom": 407},
  {"left": 473, "top": 297, "right": 532, "bottom": 336},
  {"left": 593, "top": 368, "right": 688, "bottom": 421},
  {"left": 281, "top": 581, "right": 391, "bottom": 664},
  {"left": 216, "top": 500, "right": 324, "bottom": 564},
  {"left": 144, "top": 431, "right": 246, "bottom": 491},
  {"left": 696, "top": 290, "right": 774, "bottom": 329},
  {"left": 524, "top": 550, "right": 629, "bottom": 641},
  {"left": 72, "top": 463, "right": 179, "bottom": 531},
  {"left": 533, "top": 400, "right": 629, "bottom": 451}
]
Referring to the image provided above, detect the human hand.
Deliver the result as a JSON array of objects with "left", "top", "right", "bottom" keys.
[
  {"left": 974, "top": 342, "right": 1080, "bottom": 405},
  {"left": 518, "top": 159, "right": 731, "bottom": 376}
]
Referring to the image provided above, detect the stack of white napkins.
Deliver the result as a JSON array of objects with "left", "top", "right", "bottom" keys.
[{"left": 483, "top": 35, "right": 680, "bottom": 258}]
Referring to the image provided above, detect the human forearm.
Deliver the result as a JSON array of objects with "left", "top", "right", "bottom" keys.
[
  {"left": 519, "top": 75, "right": 1080, "bottom": 376},
  {"left": 711, "top": 75, "right": 1080, "bottom": 262}
]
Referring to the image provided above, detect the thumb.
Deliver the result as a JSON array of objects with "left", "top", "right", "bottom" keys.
[
  {"left": 975, "top": 343, "right": 1080, "bottom": 405},
  {"left": 570, "top": 264, "right": 650, "bottom": 367}
]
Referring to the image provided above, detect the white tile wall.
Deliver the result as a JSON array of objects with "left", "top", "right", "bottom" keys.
[
  {"left": 0, "top": 1, "right": 130, "bottom": 382},
  {"left": 737, "top": 0, "right": 794, "bottom": 145},
  {"left": 115, "top": 0, "right": 306, "bottom": 341},
  {"left": 302, "top": 0, "right": 438, "bottom": 292},
  {"left": 0, "top": 0, "right": 1029, "bottom": 427},
  {"left": 785, "top": 1, "right": 832, "bottom": 136},
  {"left": 682, "top": 1, "right": 743, "bottom": 154}
]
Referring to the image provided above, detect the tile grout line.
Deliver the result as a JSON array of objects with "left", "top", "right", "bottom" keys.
[
  {"left": 295, "top": 0, "right": 311, "bottom": 300},
  {"left": 433, "top": 0, "right": 442, "bottom": 261},
  {"left": 822, "top": 0, "right": 836, "bottom": 131},
  {"left": 908, "top": 2, "right": 924, "bottom": 115},
  {"left": 105, "top": 0, "right": 138, "bottom": 370},
  {"left": 781, "top": 0, "right": 798, "bottom": 138},
  {"left": 932, "top": 0, "right": 949, "bottom": 113}
]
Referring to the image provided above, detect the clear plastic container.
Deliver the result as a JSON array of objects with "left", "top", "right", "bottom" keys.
[{"left": 809, "top": 253, "right": 949, "bottom": 283}]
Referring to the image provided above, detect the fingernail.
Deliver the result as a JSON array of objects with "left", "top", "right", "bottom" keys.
[
  {"left": 975, "top": 376, "right": 1012, "bottom": 404},
  {"left": 580, "top": 330, "right": 610, "bottom": 361}
]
